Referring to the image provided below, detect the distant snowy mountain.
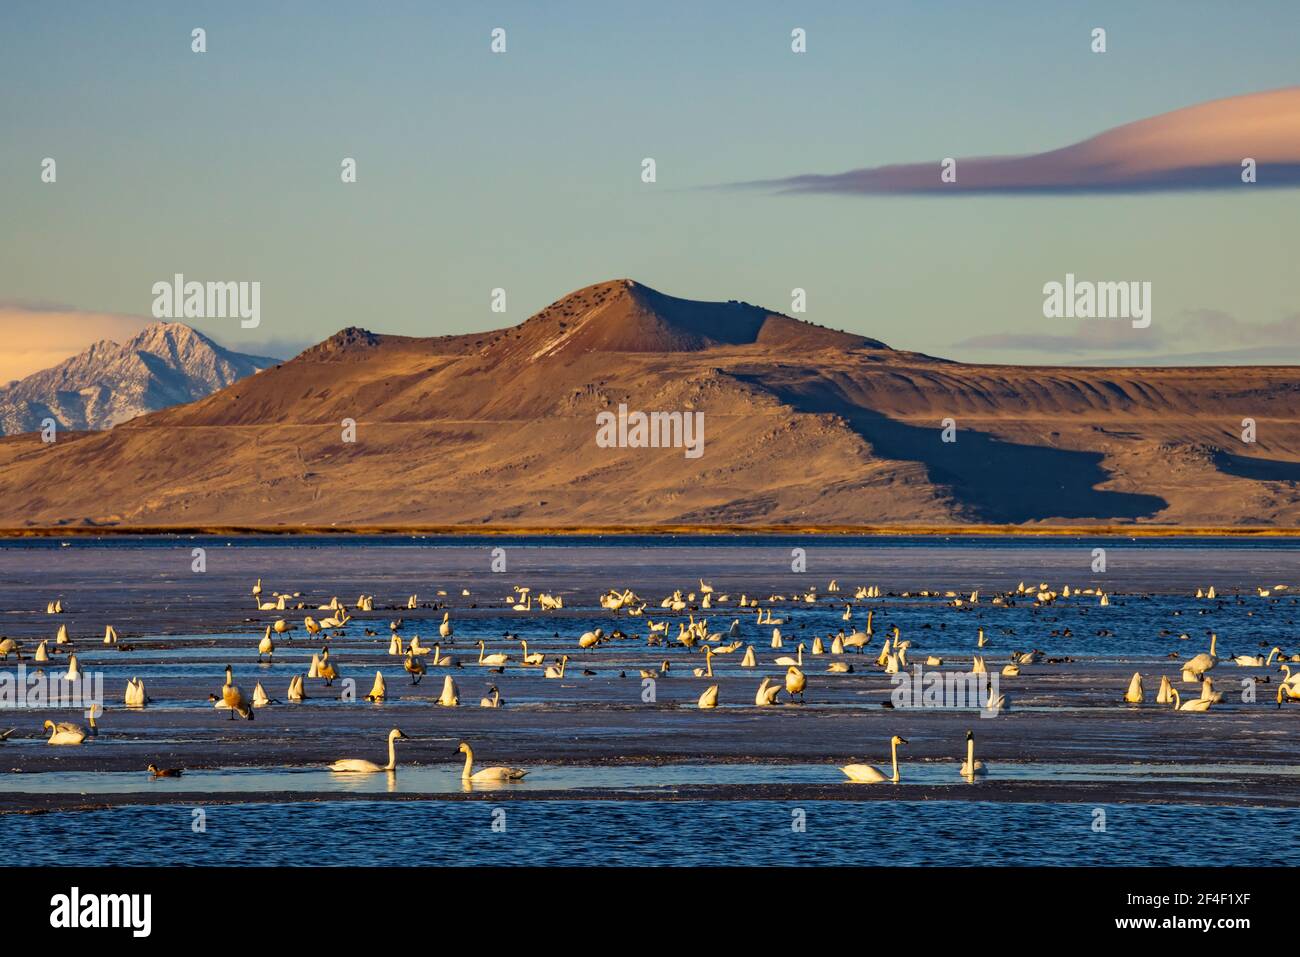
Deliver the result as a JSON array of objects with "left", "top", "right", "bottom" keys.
[{"left": 0, "top": 322, "right": 274, "bottom": 434}]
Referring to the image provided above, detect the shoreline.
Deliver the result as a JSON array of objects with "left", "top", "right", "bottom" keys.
[{"left": 3, "top": 524, "right": 1300, "bottom": 539}]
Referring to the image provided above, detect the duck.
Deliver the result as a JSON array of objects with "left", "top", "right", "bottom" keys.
[
  {"left": 330, "top": 728, "right": 408, "bottom": 773},
  {"left": 457, "top": 741, "right": 527, "bottom": 783},
  {"left": 959, "top": 730, "right": 987, "bottom": 778},
  {"left": 479, "top": 685, "right": 503, "bottom": 708},
  {"left": 841, "top": 735, "right": 906, "bottom": 783},
  {"left": 147, "top": 764, "right": 184, "bottom": 778}
]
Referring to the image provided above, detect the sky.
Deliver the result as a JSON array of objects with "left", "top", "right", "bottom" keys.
[{"left": 1, "top": 0, "right": 1298, "bottom": 379}]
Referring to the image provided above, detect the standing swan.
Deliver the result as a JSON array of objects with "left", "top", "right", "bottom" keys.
[
  {"left": 330, "top": 728, "right": 408, "bottom": 773},
  {"left": 222, "top": 665, "right": 255, "bottom": 720},
  {"left": 457, "top": 741, "right": 527, "bottom": 783},
  {"left": 841, "top": 735, "right": 907, "bottom": 783}
]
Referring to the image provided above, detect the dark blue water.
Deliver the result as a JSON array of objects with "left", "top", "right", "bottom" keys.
[{"left": 5, "top": 799, "right": 1295, "bottom": 866}]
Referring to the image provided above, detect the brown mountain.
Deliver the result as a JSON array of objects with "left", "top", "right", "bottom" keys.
[{"left": 0, "top": 278, "right": 1297, "bottom": 530}]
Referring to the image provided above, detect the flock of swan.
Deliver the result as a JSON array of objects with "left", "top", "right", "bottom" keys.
[{"left": 6, "top": 574, "right": 1297, "bottom": 787}]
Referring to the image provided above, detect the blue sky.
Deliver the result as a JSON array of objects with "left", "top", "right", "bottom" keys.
[{"left": 1, "top": 0, "right": 1297, "bottom": 370}]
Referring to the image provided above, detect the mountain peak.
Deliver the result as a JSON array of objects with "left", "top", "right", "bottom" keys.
[{"left": 497, "top": 279, "right": 887, "bottom": 361}]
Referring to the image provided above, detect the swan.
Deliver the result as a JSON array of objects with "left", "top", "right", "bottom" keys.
[
  {"left": 544, "top": 655, "right": 569, "bottom": 679},
  {"left": 1199, "top": 677, "right": 1224, "bottom": 704},
  {"left": 257, "top": 627, "right": 274, "bottom": 661},
  {"left": 827, "top": 661, "right": 853, "bottom": 673},
  {"left": 388, "top": 634, "right": 405, "bottom": 655},
  {"left": 740, "top": 646, "right": 756, "bottom": 668},
  {"left": 439, "top": 613, "right": 453, "bottom": 639},
  {"left": 317, "top": 648, "right": 339, "bottom": 685},
  {"left": 755, "top": 677, "right": 782, "bottom": 706},
  {"left": 34, "top": 640, "right": 48, "bottom": 663},
  {"left": 253, "top": 681, "right": 272, "bottom": 708},
  {"left": 457, "top": 741, "right": 527, "bottom": 783},
  {"left": 697, "top": 684, "right": 719, "bottom": 709},
  {"left": 520, "top": 641, "right": 544, "bottom": 666},
  {"left": 287, "top": 674, "right": 307, "bottom": 702},
  {"left": 1181, "top": 634, "right": 1219, "bottom": 681},
  {"left": 1169, "top": 688, "right": 1213, "bottom": 712},
  {"left": 1234, "top": 647, "right": 1281, "bottom": 667},
  {"left": 124, "top": 677, "right": 150, "bottom": 708},
  {"left": 1156, "top": 674, "right": 1174, "bottom": 704},
  {"left": 477, "top": 640, "right": 509, "bottom": 666},
  {"left": 431, "top": 644, "right": 458, "bottom": 667},
  {"left": 404, "top": 652, "right": 426, "bottom": 684},
  {"left": 970, "top": 655, "right": 986, "bottom": 675},
  {"left": 103, "top": 625, "right": 118, "bottom": 645},
  {"left": 437, "top": 674, "right": 459, "bottom": 707},
  {"left": 692, "top": 646, "right": 715, "bottom": 678},
  {"left": 959, "top": 730, "right": 987, "bottom": 778},
  {"left": 221, "top": 665, "right": 255, "bottom": 720},
  {"left": 273, "top": 618, "right": 292, "bottom": 634},
  {"left": 330, "top": 728, "right": 408, "bottom": 773},
  {"left": 479, "top": 685, "right": 503, "bottom": 708},
  {"left": 1281, "top": 666, "right": 1300, "bottom": 690},
  {"left": 1001, "top": 663, "right": 1020, "bottom": 677},
  {"left": 1124, "top": 672, "right": 1144, "bottom": 704},
  {"left": 784, "top": 666, "right": 806, "bottom": 702},
  {"left": 55, "top": 623, "right": 69, "bottom": 644},
  {"left": 366, "top": 671, "right": 387, "bottom": 701},
  {"left": 774, "top": 643, "right": 804, "bottom": 667},
  {"left": 64, "top": 654, "right": 82, "bottom": 683},
  {"left": 841, "top": 735, "right": 906, "bottom": 783},
  {"left": 44, "top": 719, "right": 87, "bottom": 745},
  {"left": 842, "top": 629, "right": 870, "bottom": 653},
  {"left": 812, "top": 636, "right": 825, "bottom": 655},
  {"left": 408, "top": 635, "right": 431, "bottom": 656},
  {"left": 770, "top": 627, "right": 783, "bottom": 649}
]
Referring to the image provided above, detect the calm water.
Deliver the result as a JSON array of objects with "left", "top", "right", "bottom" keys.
[{"left": 5, "top": 799, "right": 1296, "bottom": 866}]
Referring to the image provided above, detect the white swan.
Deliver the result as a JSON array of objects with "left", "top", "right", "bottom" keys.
[
  {"left": 774, "top": 643, "right": 804, "bottom": 667},
  {"left": 64, "top": 654, "right": 82, "bottom": 683},
  {"left": 257, "top": 627, "right": 274, "bottom": 661},
  {"left": 1169, "top": 688, "right": 1213, "bottom": 712},
  {"left": 404, "top": 652, "right": 426, "bottom": 684},
  {"left": 477, "top": 640, "right": 509, "bottom": 666},
  {"left": 221, "top": 665, "right": 254, "bottom": 720},
  {"left": 1181, "top": 634, "right": 1219, "bottom": 681},
  {"left": 959, "top": 730, "right": 987, "bottom": 778},
  {"left": 330, "top": 728, "right": 408, "bottom": 773},
  {"left": 287, "top": 674, "right": 307, "bottom": 702},
  {"left": 842, "top": 735, "right": 906, "bottom": 783},
  {"left": 785, "top": 666, "right": 806, "bottom": 702},
  {"left": 755, "top": 677, "right": 782, "bottom": 706},
  {"left": 458, "top": 741, "right": 527, "bottom": 783},
  {"left": 520, "top": 640, "right": 544, "bottom": 666},
  {"left": 44, "top": 718, "right": 88, "bottom": 745},
  {"left": 544, "top": 655, "right": 568, "bottom": 679},
  {"left": 479, "top": 685, "right": 503, "bottom": 708},
  {"left": 437, "top": 674, "right": 459, "bottom": 707},
  {"left": 124, "top": 677, "right": 149, "bottom": 708},
  {"left": 366, "top": 671, "right": 386, "bottom": 701},
  {"left": 439, "top": 613, "right": 453, "bottom": 639},
  {"left": 1124, "top": 672, "right": 1144, "bottom": 704},
  {"left": 1156, "top": 674, "right": 1174, "bottom": 703},
  {"left": 1234, "top": 647, "right": 1281, "bottom": 667},
  {"left": 103, "top": 625, "right": 118, "bottom": 645},
  {"left": 692, "top": 647, "right": 715, "bottom": 678},
  {"left": 253, "top": 681, "right": 272, "bottom": 708},
  {"left": 697, "top": 684, "right": 719, "bottom": 709}
]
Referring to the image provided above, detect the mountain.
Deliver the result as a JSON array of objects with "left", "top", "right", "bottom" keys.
[
  {"left": 0, "top": 279, "right": 1296, "bottom": 529},
  {"left": 0, "top": 323, "right": 275, "bottom": 435}
]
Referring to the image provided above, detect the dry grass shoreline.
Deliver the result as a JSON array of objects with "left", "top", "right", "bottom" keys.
[{"left": 1, "top": 524, "right": 1299, "bottom": 538}]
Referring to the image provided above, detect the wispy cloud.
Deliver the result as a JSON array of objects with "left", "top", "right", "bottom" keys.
[
  {"left": 737, "top": 88, "right": 1300, "bottom": 195},
  {"left": 954, "top": 310, "right": 1300, "bottom": 365}
]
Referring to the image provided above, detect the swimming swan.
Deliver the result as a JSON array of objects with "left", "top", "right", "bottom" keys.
[
  {"left": 457, "top": 741, "right": 527, "bottom": 783},
  {"left": 842, "top": 735, "right": 906, "bottom": 783},
  {"left": 1124, "top": 672, "right": 1144, "bottom": 704},
  {"left": 1169, "top": 688, "right": 1213, "bottom": 712},
  {"left": 959, "top": 730, "right": 987, "bottom": 778},
  {"left": 330, "top": 728, "right": 408, "bottom": 773}
]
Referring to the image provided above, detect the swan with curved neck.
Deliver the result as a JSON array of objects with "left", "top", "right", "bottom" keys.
[
  {"left": 842, "top": 735, "right": 906, "bottom": 783},
  {"left": 457, "top": 741, "right": 527, "bottom": 783},
  {"left": 477, "top": 641, "right": 509, "bottom": 666},
  {"left": 330, "top": 728, "right": 407, "bottom": 772}
]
